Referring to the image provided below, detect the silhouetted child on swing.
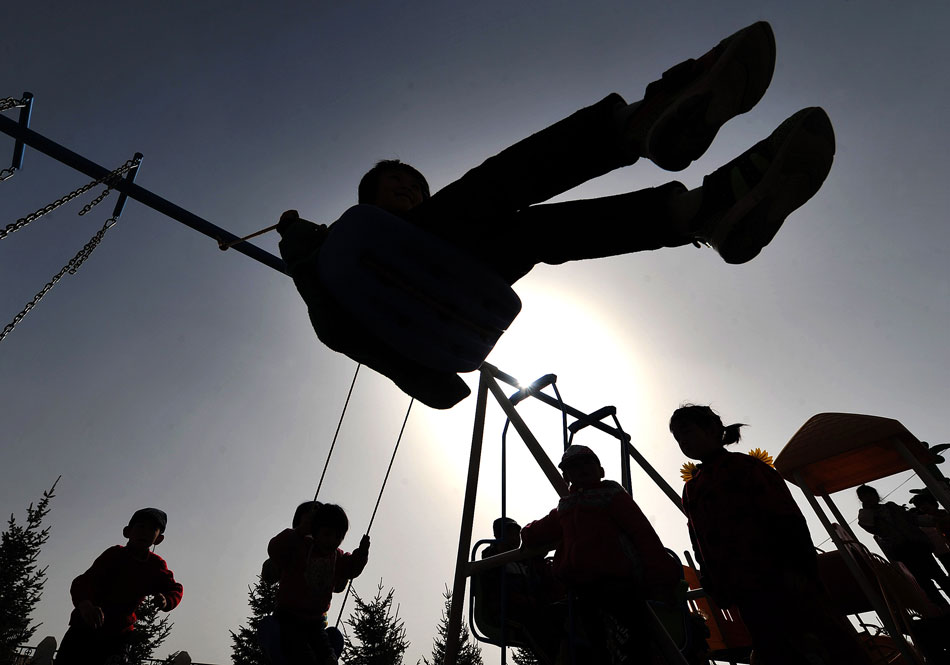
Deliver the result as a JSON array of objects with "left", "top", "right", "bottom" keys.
[
  {"left": 520, "top": 445, "right": 680, "bottom": 665},
  {"left": 476, "top": 517, "right": 563, "bottom": 664},
  {"left": 277, "top": 21, "right": 835, "bottom": 409},
  {"left": 670, "top": 404, "right": 871, "bottom": 665},
  {"left": 264, "top": 502, "right": 369, "bottom": 665},
  {"left": 54, "top": 508, "right": 183, "bottom": 665}
]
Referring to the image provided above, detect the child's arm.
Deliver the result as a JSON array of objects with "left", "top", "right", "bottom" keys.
[
  {"left": 69, "top": 546, "right": 118, "bottom": 627},
  {"left": 334, "top": 535, "right": 370, "bottom": 591},
  {"left": 261, "top": 557, "right": 280, "bottom": 584},
  {"left": 152, "top": 558, "right": 184, "bottom": 612},
  {"left": 520, "top": 509, "right": 562, "bottom": 550}
]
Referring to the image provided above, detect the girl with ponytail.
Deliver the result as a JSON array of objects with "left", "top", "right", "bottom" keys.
[{"left": 669, "top": 404, "right": 871, "bottom": 665}]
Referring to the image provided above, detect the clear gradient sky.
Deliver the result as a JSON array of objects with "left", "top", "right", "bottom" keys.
[{"left": 2, "top": 2, "right": 949, "bottom": 663}]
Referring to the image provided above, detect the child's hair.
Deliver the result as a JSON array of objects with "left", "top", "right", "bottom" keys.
[
  {"left": 311, "top": 503, "right": 349, "bottom": 537},
  {"left": 358, "top": 159, "right": 431, "bottom": 204},
  {"left": 669, "top": 404, "right": 745, "bottom": 446},
  {"left": 292, "top": 501, "right": 322, "bottom": 528},
  {"left": 856, "top": 484, "right": 879, "bottom": 501}
]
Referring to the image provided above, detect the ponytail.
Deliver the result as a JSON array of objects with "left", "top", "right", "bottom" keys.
[
  {"left": 722, "top": 422, "right": 746, "bottom": 445},
  {"left": 670, "top": 404, "right": 746, "bottom": 447}
]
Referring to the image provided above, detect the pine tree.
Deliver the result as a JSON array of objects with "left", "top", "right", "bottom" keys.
[
  {"left": 342, "top": 581, "right": 409, "bottom": 665},
  {"left": 510, "top": 648, "right": 541, "bottom": 665},
  {"left": 0, "top": 477, "right": 59, "bottom": 663},
  {"left": 421, "top": 588, "right": 482, "bottom": 665},
  {"left": 126, "top": 596, "right": 174, "bottom": 664},
  {"left": 229, "top": 574, "right": 279, "bottom": 665}
]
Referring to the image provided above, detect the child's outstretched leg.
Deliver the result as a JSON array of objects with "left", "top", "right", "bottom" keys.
[
  {"left": 487, "top": 107, "right": 834, "bottom": 278},
  {"left": 411, "top": 22, "right": 776, "bottom": 232},
  {"left": 623, "top": 21, "right": 776, "bottom": 172},
  {"left": 674, "top": 106, "right": 836, "bottom": 264}
]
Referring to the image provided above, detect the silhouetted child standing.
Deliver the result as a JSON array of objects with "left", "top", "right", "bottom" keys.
[
  {"left": 670, "top": 404, "right": 870, "bottom": 665},
  {"left": 857, "top": 484, "right": 950, "bottom": 608},
  {"left": 54, "top": 508, "right": 183, "bottom": 665},
  {"left": 910, "top": 490, "right": 950, "bottom": 576},
  {"left": 521, "top": 445, "right": 680, "bottom": 664},
  {"left": 265, "top": 502, "right": 369, "bottom": 665}
]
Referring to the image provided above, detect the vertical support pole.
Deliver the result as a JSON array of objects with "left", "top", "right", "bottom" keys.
[
  {"left": 11, "top": 92, "right": 33, "bottom": 171},
  {"left": 110, "top": 153, "right": 143, "bottom": 219},
  {"left": 821, "top": 493, "right": 860, "bottom": 543},
  {"left": 794, "top": 473, "right": 922, "bottom": 665},
  {"left": 485, "top": 370, "right": 568, "bottom": 497},
  {"left": 444, "top": 368, "right": 491, "bottom": 665},
  {"left": 894, "top": 439, "right": 950, "bottom": 512}
]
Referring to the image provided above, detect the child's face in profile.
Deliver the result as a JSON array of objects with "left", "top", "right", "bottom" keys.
[
  {"left": 312, "top": 526, "right": 345, "bottom": 556},
  {"left": 671, "top": 420, "right": 722, "bottom": 462},
  {"left": 126, "top": 520, "right": 163, "bottom": 552},
  {"left": 373, "top": 169, "right": 425, "bottom": 214}
]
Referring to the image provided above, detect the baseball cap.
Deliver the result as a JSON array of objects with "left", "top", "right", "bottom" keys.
[
  {"left": 129, "top": 508, "right": 167, "bottom": 534},
  {"left": 558, "top": 444, "right": 600, "bottom": 469}
]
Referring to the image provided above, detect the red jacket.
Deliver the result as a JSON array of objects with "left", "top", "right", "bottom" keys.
[
  {"left": 69, "top": 545, "right": 183, "bottom": 635},
  {"left": 682, "top": 451, "right": 817, "bottom": 599},
  {"left": 521, "top": 480, "right": 678, "bottom": 595},
  {"left": 268, "top": 528, "right": 368, "bottom": 622}
]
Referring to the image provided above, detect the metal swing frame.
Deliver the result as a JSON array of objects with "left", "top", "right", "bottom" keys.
[
  {"left": 443, "top": 362, "right": 689, "bottom": 665},
  {"left": 0, "top": 92, "right": 287, "bottom": 274}
]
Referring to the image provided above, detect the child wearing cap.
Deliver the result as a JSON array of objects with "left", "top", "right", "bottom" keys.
[
  {"left": 54, "top": 508, "right": 183, "bottom": 665},
  {"left": 265, "top": 502, "right": 370, "bottom": 664},
  {"left": 521, "top": 445, "right": 679, "bottom": 664}
]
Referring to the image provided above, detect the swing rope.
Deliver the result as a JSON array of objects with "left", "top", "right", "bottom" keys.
[
  {"left": 334, "top": 396, "right": 414, "bottom": 628},
  {"left": 218, "top": 223, "right": 278, "bottom": 251},
  {"left": 314, "top": 364, "right": 362, "bottom": 500}
]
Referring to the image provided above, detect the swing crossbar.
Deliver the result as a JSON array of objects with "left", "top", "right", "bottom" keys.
[{"left": 0, "top": 113, "right": 288, "bottom": 275}]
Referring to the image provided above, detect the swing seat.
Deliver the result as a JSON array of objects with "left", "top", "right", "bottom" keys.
[
  {"left": 470, "top": 566, "right": 534, "bottom": 650},
  {"left": 318, "top": 205, "right": 522, "bottom": 374}
]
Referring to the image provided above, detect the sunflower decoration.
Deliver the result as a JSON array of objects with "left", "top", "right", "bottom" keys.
[
  {"left": 748, "top": 448, "right": 774, "bottom": 467},
  {"left": 680, "top": 461, "right": 699, "bottom": 482}
]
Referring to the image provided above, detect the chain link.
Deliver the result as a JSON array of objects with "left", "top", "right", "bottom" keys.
[
  {"left": 0, "top": 157, "right": 138, "bottom": 240},
  {"left": 78, "top": 187, "right": 112, "bottom": 216},
  {"left": 0, "top": 167, "right": 16, "bottom": 182},
  {"left": 0, "top": 96, "right": 28, "bottom": 113},
  {"left": 0, "top": 216, "right": 119, "bottom": 343}
]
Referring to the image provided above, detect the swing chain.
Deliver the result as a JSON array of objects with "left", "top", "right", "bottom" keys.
[
  {"left": 78, "top": 186, "right": 114, "bottom": 216},
  {"left": 0, "top": 157, "right": 139, "bottom": 240},
  {"left": 0, "top": 96, "right": 28, "bottom": 113},
  {"left": 0, "top": 167, "right": 15, "bottom": 182},
  {"left": 0, "top": 216, "right": 119, "bottom": 343}
]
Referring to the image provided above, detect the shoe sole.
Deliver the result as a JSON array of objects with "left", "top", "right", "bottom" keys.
[
  {"left": 647, "top": 22, "right": 776, "bottom": 172},
  {"left": 712, "top": 107, "right": 836, "bottom": 264}
]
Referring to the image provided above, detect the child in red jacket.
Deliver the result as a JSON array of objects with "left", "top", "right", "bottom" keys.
[
  {"left": 265, "top": 502, "right": 369, "bottom": 665},
  {"left": 521, "top": 445, "right": 679, "bottom": 664},
  {"left": 54, "top": 508, "right": 183, "bottom": 665},
  {"left": 671, "top": 404, "right": 871, "bottom": 665}
]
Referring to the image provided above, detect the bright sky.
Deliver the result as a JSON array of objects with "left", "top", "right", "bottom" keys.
[{"left": 2, "top": 2, "right": 949, "bottom": 663}]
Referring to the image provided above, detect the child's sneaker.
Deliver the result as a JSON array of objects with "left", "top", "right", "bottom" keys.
[
  {"left": 637, "top": 21, "right": 776, "bottom": 171},
  {"left": 693, "top": 107, "right": 836, "bottom": 264}
]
